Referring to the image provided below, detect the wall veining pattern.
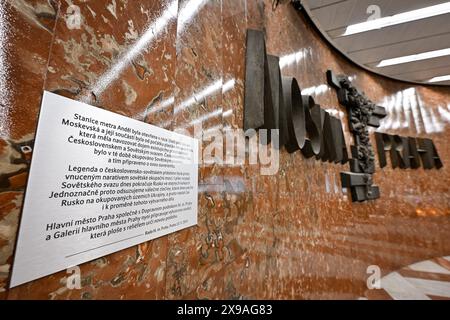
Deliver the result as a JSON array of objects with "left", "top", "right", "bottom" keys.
[{"left": 0, "top": 0, "right": 449, "bottom": 299}]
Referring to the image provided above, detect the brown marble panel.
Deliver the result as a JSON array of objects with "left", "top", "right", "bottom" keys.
[
  {"left": 165, "top": 0, "right": 225, "bottom": 299},
  {"left": 0, "top": 0, "right": 59, "bottom": 299},
  {"left": 7, "top": 0, "right": 179, "bottom": 299},
  {"left": 220, "top": 0, "right": 262, "bottom": 300}
]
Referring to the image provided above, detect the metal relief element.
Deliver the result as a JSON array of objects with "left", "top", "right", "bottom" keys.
[
  {"left": 327, "top": 70, "right": 386, "bottom": 202},
  {"left": 300, "top": 95, "right": 321, "bottom": 158},
  {"left": 267, "top": 55, "right": 287, "bottom": 148},
  {"left": 244, "top": 29, "right": 275, "bottom": 138}
]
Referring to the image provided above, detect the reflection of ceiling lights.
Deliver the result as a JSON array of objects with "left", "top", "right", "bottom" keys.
[
  {"left": 428, "top": 74, "right": 450, "bottom": 83},
  {"left": 376, "top": 48, "right": 450, "bottom": 67},
  {"left": 279, "top": 50, "right": 306, "bottom": 70},
  {"left": 89, "top": 0, "right": 209, "bottom": 98},
  {"left": 343, "top": 2, "right": 450, "bottom": 36},
  {"left": 174, "top": 80, "right": 223, "bottom": 114}
]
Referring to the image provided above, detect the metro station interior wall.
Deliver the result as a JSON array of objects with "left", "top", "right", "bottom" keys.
[{"left": 0, "top": 0, "right": 449, "bottom": 299}]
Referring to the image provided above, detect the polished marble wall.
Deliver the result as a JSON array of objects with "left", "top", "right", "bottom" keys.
[{"left": 0, "top": 0, "right": 449, "bottom": 299}]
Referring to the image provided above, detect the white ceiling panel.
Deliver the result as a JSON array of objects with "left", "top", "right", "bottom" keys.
[
  {"left": 348, "top": 32, "right": 450, "bottom": 64},
  {"left": 370, "top": 55, "right": 450, "bottom": 76},
  {"left": 301, "top": 0, "right": 450, "bottom": 84},
  {"left": 385, "top": 65, "right": 450, "bottom": 82}
]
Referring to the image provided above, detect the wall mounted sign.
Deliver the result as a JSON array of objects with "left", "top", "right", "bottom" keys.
[
  {"left": 244, "top": 29, "right": 443, "bottom": 202},
  {"left": 10, "top": 91, "right": 199, "bottom": 287}
]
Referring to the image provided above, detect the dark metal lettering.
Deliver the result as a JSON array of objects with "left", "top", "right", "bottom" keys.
[
  {"left": 375, "top": 133, "right": 442, "bottom": 170},
  {"left": 417, "top": 138, "right": 443, "bottom": 170},
  {"left": 408, "top": 137, "right": 421, "bottom": 169},
  {"left": 244, "top": 29, "right": 275, "bottom": 140}
]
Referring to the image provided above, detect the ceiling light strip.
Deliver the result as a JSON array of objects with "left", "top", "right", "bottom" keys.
[
  {"left": 376, "top": 48, "right": 450, "bottom": 67},
  {"left": 343, "top": 2, "right": 450, "bottom": 36},
  {"left": 428, "top": 74, "right": 450, "bottom": 83}
]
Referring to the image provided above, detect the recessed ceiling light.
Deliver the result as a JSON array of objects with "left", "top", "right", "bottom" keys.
[
  {"left": 376, "top": 48, "right": 450, "bottom": 67},
  {"left": 428, "top": 75, "right": 450, "bottom": 83},
  {"left": 343, "top": 2, "right": 450, "bottom": 36}
]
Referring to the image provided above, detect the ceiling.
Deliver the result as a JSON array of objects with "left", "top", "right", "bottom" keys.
[{"left": 300, "top": 0, "right": 450, "bottom": 85}]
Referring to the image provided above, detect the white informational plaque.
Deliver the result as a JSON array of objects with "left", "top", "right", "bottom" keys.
[{"left": 10, "top": 91, "right": 199, "bottom": 287}]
